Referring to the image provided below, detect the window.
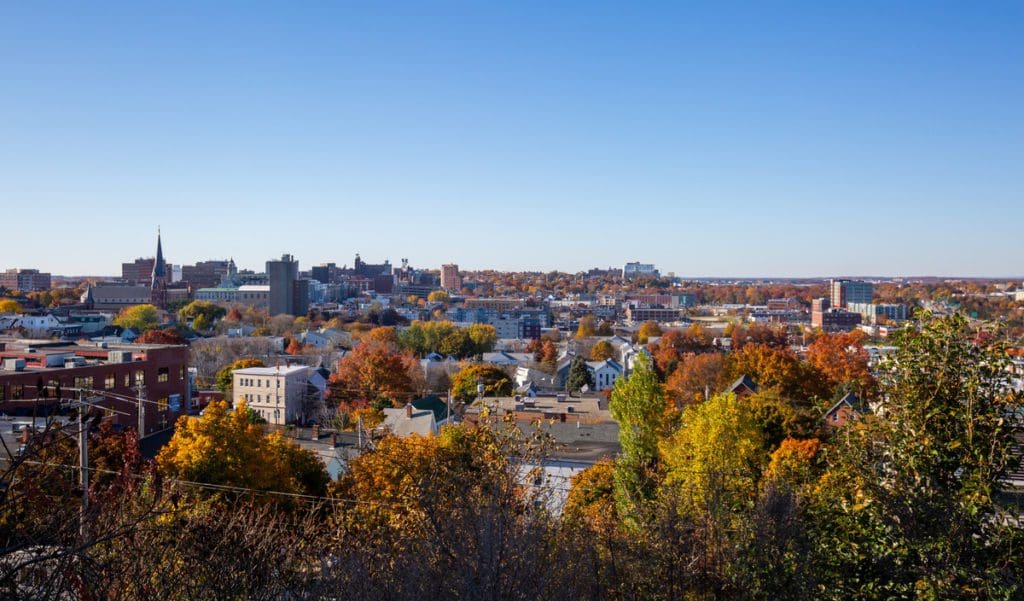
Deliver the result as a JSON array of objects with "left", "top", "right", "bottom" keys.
[
  {"left": 0, "top": 385, "right": 5, "bottom": 401},
  {"left": 124, "top": 373, "right": 131, "bottom": 387},
  {"left": 74, "top": 376, "right": 93, "bottom": 391},
  {"left": 157, "top": 397, "right": 168, "bottom": 410},
  {"left": 105, "top": 374, "right": 115, "bottom": 389},
  {"left": 135, "top": 370, "right": 145, "bottom": 386},
  {"left": 179, "top": 367, "right": 185, "bottom": 380},
  {"left": 157, "top": 367, "right": 169, "bottom": 383},
  {"left": 11, "top": 384, "right": 23, "bottom": 400}
]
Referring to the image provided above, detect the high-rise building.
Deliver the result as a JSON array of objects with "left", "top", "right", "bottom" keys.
[
  {"left": 267, "top": 254, "right": 299, "bottom": 316},
  {"left": 829, "top": 279, "right": 873, "bottom": 308},
  {"left": 440, "top": 264, "right": 462, "bottom": 291},
  {"left": 0, "top": 269, "right": 51, "bottom": 292},
  {"left": 623, "top": 262, "right": 659, "bottom": 280},
  {"left": 181, "top": 259, "right": 236, "bottom": 289}
]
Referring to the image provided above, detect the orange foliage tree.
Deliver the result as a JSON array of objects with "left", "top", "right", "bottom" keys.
[
  {"left": 328, "top": 341, "right": 424, "bottom": 407},
  {"left": 805, "top": 331, "right": 876, "bottom": 398}
]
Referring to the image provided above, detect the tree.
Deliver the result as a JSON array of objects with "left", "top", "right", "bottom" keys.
[
  {"left": 427, "top": 290, "right": 450, "bottom": 304},
  {"left": 178, "top": 300, "right": 227, "bottom": 326},
  {"left": 596, "top": 320, "right": 614, "bottom": 336},
  {"left": 805, "top": 331, "right": 875, "bottom": 399},
  {"left": 664, "top": 353, "right": 729, "bottom": 407},
  {"left": 565, "top": 356, "right": 593, "bottom": 396},
  {"left": 157, "top": 400, "right": 329, "bottom": 497},
  {"left": 226, "top": 307, "right": 243, "bottom": 322},
  {"left": 451, "top": 364, "right": 513, "bottom": 402},
  {"left": 637, "top": 320, "right": 662, "bottom": 344},
  {"left": 590, "top": 340, "right": 615, "bottom": 361},
  {"left": 660, "top": 392, "right": 765, "bottom": 513},
  {"left": 609, "top": 353, "right": 664, "bottom": 525},
  {"left": 215, "top": 358, "right": 265, "bottom": 395},
  {"left": 727, "top": 343, "right": 811, "bottom": 401},
  {"left": 807, "top": 313, "right": 1024, "bottom": 598},
  {"left": 466, "top": 324, "right": 498, "bottom": 356},
  {"left": 191, "top": 314, "right": 211, "bottom": 333},
  {"left": 136, "top": 327, "right": 187, "bottom": 345},
  {"left": 0, "top": 299, "right": 22, "bottom": 313},
  {"left": 575, "top": 315, "right": 596, "bottom": 338},
  {"left": 329, "top": 341, "right": 423, "bottom": 407},
  {"left": 564, "top": 458, "right": 617, "bottom": 527},
  {"left": 763, "top": 438, "right": 821, "bottom": 493},
  {"left": 285, "top": 338, "right": 304, "bottom": 355},
  {"left": 113, "top": 304, "right": 160, "bottom": 333}
]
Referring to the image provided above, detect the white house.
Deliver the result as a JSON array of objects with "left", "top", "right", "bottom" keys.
[
  {"left": 587, "top": 359, "right": 623, "bottom": 391},
  {"left": 233, "top": 365, "right": 317, "bottom": 426}
]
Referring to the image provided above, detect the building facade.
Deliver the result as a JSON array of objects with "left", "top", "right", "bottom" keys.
[
  {"left": 440, "top": 264, "right": 462, "bottom": 291},
  {"left": 829, "top": 279, "right": 873, "bottom": 308},
  {"left": 0, "top": 340, "right": 189, "bottom": 436},
  {"left": 0, "top": 269, "right": 51, "bottom": 292},
  {"left": 232, "top": 365, "right": 314, "bottom": 426}
]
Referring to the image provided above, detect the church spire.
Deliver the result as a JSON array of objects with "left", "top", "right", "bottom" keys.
[{"left": 151, "top": 227, "right": 166, "bottom": 289}]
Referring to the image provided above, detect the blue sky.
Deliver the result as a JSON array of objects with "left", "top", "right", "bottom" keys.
[{"left": 1, "top": 2, "right": 1022, "bottom": 277}]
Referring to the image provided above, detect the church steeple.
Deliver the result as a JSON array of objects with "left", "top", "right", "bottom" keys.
[{"left": 151, "top": 227, "right": 166, "bottom": 289}]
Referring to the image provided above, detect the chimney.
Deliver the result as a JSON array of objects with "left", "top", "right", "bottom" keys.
[
  {"left": 405, "top": 403, "right": 413, "bottom": 418},
  {"left": 330, "top": 432, "right": 337, "bottom": 447},
  {"left": 311, "top": 424, "right": 320, "bottom": 440},
  {"left": 20, "top": 427, "right": 30, "bottom": 445}
]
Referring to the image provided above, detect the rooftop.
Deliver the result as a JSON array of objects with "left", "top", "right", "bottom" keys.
[{"left": 233, "top": 365, "right": 309, "bottom": 376}]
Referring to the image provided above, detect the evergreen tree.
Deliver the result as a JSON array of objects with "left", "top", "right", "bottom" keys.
[{"left": 565, "top": 356, "right": 593, "bottom": 396}]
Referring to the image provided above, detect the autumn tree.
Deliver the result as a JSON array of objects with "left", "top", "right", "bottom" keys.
[
  {"left": 590, "top": 340, "right": 615, "bottom": 361},
  {"left": 451, "top": 364, "right": 513, "bottom": 402},
  {"left": 727, "top": 343, "right": 813, "bottom": 401},
  {"left": 178, "top": 300, "right": 227, "bottom": 327},
  {"left": 664, "top": 352, "right": 729, "bottom": 407},
  {"left": 215, "top": 358, "right": 265, "bottom": 395},
  {"left": 285, "top": 338, "right": 304, "bottom": 355},
  {"left": 225, "top": 307, "right": 243, "bottom": 322},
  {"left": 609, "top": 353, "right": 664, "bottom": 525},
  {"left": 0, "top": 299, "right": 22, "bottom": 313},
  {"left": 113, "top": 304, "right": 160, "bottom": 333},
  {"left": 805, "top": 330, "right": 876, "bottom": 399},
  {"left": 329, "top": 341, "right": 423, "bottom": 407},
  {"left": 158, "top": 400, "right": 329, "bottom": 496},
  {"left": 135, "top": 327, "right": 187, "bottom": 345},
  {"left": 565, "top": 356, "right": 593, "bottom": 396},
  {"left": 427, "top": 290, "right": 450, "bottom": 304},
  {"left": 637, "top": 320, "right": 662, "bottom": 344},
  {"left": 660, "top": 392, "right": 765, "bottom": 513},
  {"left": 563, "top": 458, "right": 617, "bottom": 528},
  {"left": 575, "top": 315, "right": 596, "bottom": 339}
]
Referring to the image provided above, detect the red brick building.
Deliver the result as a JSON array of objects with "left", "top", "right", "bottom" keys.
[{"left": 0, "top": 340, "right": 189, "bottom": 436}]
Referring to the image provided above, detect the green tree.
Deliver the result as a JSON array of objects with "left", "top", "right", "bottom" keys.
[
  {"left": 565, "top": 356, "right": 593, "bottom": 396},
  {"left": 113, "top": 304, "right": 160, "bottom": 333},
  {"left": 609, "top": 353, "right": 664, "bottom": 525},
  {"left": 807, "top": 313, "right": 1024, "bottom": 598},
  {"left": 178, "top": 300, "right": 227, "bottom": 325},
  {"left": 466, "top": 323, "right": 498, "bottom": 355}
]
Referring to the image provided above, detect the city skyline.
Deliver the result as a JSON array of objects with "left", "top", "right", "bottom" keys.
[{"left": 2, "top": 2, "right": 1022, "bottom": 277}]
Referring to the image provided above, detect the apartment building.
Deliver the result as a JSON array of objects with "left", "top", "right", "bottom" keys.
[{"left": 233, "top": 365, "right": 316, "bottom": 426}]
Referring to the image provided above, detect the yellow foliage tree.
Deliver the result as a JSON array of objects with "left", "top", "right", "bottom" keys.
[
  {"left": 0, "top": 299, "right": 22, "bottom": 313},
  {"left": 157, "top": 400, "right": 329, "bottom": 497},
  {"left": 113, "top": 304, "right": 160, "bottom": 333}
]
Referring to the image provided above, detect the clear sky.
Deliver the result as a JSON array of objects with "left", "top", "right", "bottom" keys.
[{"left": 1, "top": 2, "right": 1022, "bottom": 278}]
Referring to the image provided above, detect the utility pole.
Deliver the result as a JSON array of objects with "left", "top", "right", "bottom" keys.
[
  {"left": 77, "top": 389, "right": 89, "bottom": 513},
  {"left": 136, "top": 383, "right": 146, "bottom": 438}
]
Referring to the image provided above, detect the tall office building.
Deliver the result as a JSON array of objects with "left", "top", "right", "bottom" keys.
[
  {"left": 829, "top": 279, "right": 873, "bottom": 308},
  {"left": 267, "top": 254, "right": 299, "bottom": 316},
  {"left": 440, "top": 264, "right": 462, "bottom": 291},
  {"left": 0, "top": 269, "right": 51, "bottom": 292}
]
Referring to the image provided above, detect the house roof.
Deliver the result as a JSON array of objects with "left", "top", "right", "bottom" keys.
[
  {"left": 824, "top": 392, "right": 862, "bottom": 418},
  {"left": 586, "top": 359, "right": 623, "bottom": 372},
  {"left": 726, "top": 374, "right": 759, "bottom": 395},
  {"left": 382, "top": 407, "right": 437, "bottom": 437},
  {"left": 411, "top": 395, "right": 454, "bottom": 424}
]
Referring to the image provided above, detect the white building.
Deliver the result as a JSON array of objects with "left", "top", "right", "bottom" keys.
[{"left": 232, "top": 365, "right": 317, "bottom": 426}]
